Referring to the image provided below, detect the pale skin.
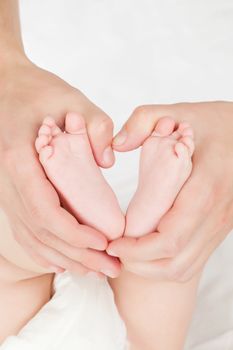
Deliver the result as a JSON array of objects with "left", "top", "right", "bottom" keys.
[{"left": 1, "top": 1, "right": 233, "bottom": 348}]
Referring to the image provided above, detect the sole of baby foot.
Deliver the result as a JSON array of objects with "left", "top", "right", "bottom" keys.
[
  {"left": 125, "top": 118, "right": 194, "bottom": 238},
  {"left": 35, "top": 112, "right": 125, "bottom": 240}
]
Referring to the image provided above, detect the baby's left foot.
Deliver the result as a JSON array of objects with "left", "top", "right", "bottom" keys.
[{"left": 125, "top": 117, "right": 194, "bottom": 237}]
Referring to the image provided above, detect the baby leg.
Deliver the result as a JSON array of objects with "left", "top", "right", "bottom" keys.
[{"left": 110, "top": 270, "right": 202, "bottom": 350}]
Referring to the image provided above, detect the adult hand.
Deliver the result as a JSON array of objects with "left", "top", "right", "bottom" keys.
[
  {"left": 108, "top": 101, "right": 233, "bottom": 282},
  {"left": 0, "top": 57, "right": 120, "bottom": 278}
]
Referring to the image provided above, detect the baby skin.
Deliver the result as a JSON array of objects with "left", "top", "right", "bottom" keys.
[
  {"left": 125, "top": 116, "right": 194, "bottom": 237},
  {"left": 35, "top": 112, "right": 125, "bottom": 241}
]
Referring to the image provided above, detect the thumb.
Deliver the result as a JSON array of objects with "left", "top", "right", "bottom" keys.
[
  {"left": 88, "top": 113, "right": 115, "bottom": 168},
  {"left": 69, "top": 90, "right": 115, "bottom": 168},
  {"left": 112, "top": 105, "right": 176, "bottom": 152}
]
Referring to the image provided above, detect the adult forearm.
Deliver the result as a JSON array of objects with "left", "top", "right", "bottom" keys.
[{"left": 0, "top": 0, "right": 25, "bottom": 64}]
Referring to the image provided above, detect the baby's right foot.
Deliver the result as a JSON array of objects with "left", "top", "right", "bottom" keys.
[
  {"left": 125, "top": 117, "right": 194, "bottom": 237},
  {"left": 35, "top": 112, "right": 125, "bottom": 240}
]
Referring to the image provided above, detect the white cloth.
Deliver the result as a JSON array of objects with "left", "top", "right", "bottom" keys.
[
  {"left": 1, "top": 272, "right": 127, "bottom": 350},
  {"left": 5, "top": 1, "right": 233, "bottom": 348}
]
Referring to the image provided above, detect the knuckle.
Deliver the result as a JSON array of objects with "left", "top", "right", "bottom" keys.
[
  {"left": 67, "top": 235, "right": 81, "bottom": 247},
  {"left": 95, "top": 115, "right": 114, "bottom": 134},
  {"left": 132, "top": 105, "right": 149, "bottom": 121}
]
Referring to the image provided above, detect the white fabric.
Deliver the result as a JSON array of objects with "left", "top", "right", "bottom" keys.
[
  {"left": 1, "top": 272, "right": 127, "bottom": 350},
  {"left": 4, "top": 0, "right": 233, "bottom": 348}
]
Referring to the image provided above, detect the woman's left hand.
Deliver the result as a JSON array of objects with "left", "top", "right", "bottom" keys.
[{"left": 107, "top": 101, "right": 233, "bottom": 282}]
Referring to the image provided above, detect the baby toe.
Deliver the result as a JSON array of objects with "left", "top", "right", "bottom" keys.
[
  {"left": 177, "top": 121, "right": 190, "bottom": 133},
  {"left": 181, "top": 127, "right": 194, "bottom": 138},
  {"left": 170, "top": 131, "right": 181, "bottom": 140},
  {"left": 39, "top": 145, "right": 53, "bottom": 163},
  {"left": 38, "top": 124, "right": 52, "bottom": 137},
  {"left": 51, "top": 125, "right": 62, "bottom": 136},
  {"left": 180, "top": 136, "right": 195, "bottom": 156},
  {"left": 35, "top": 134, "right": 50, "bottom": 153},
  {"left": 174, "top": 141, "right": 190, "bottom": 159},
  {"left": 43, "top": 116, "right": 56, "bottom": 127}
]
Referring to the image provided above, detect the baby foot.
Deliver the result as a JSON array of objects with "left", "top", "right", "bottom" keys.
[
  {"left": 125, "top": 117, "right": 194, "bottom": 237},
  {"left": 35, "top": 112, "right": 125, "bottom": 240}
]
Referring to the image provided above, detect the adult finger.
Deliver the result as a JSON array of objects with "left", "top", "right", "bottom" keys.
[
  {"left": 87, "top": 110, "right": 115, "bottom": 168},
  {"left": 107, "top": 232, "right": 180, "bottom": 262},
  {"left": 113, "top": 105, "right": 177, "bottom": 151},
  {"left": 13, "top": 225, "right": 90, "bottom": 275},
  {"left": 37, "top": 206, "right": 108, "bottom": 250},
  {"left": 36, "top": 230, "right": 121, "bottom": 277},
  {"left": 108, "top": 173, "right": 208, "bottom": 261},
  {"left": 69, "top": 92, "right": 115, "bottom": 168},
  {"left": 122, "top": 204, "right": 228, "bottom": 281},
  {"left": 12, "top": 155, "right": 108, "bottom": 250}
]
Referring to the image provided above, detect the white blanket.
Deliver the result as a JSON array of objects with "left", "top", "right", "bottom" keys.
[{"left": 1, "top": 273, "right": 127, "bottom": 350}]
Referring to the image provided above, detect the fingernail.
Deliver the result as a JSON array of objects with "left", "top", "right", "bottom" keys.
[
  {"left": 113, "top": 129, "right": 127, "bottom": 146},
  {"left": 106, "top": 248, "right": 118, "bottom": 257},
  {"left": 100, "top": 269, "right": 118, "bottom": 278},
  {"left": 102, "top": 146, "right": 115, "bottom": 166}
]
